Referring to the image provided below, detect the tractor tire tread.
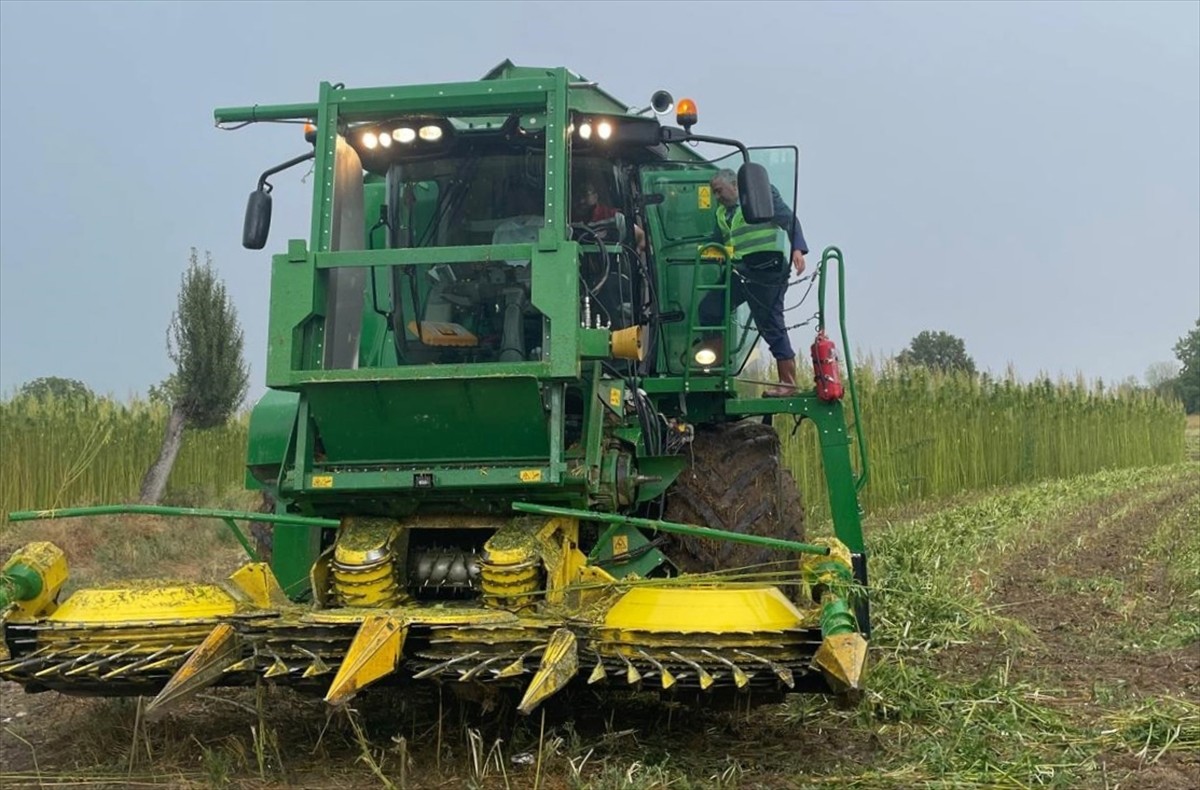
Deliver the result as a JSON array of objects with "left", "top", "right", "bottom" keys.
[{"left": 662, "top": 420, "right": 805, "bottom": 575}]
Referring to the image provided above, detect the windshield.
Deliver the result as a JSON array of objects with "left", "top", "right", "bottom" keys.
[{"left": 388, "top": 151, "right": 546, "bottom": 249}]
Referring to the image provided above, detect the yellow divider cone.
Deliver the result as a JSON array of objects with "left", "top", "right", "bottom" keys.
[
  {"left": 517, "top": 628, "right": 577, "bottom": 715},
  {"left": 325, "top": 615, "right": 407, "bottom": 707},
  {"left": 146, "top": 624, "right": 240, "bottom": 720},
  {"left": 814, "top": 632, "right": 868, "bottom": 692}
]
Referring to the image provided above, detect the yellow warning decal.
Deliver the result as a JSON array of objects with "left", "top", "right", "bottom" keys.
[
  {"left": 698, "top": 185, "right": 712, "bottom": 210},
  {"left": 612, "top": 534, "right": 629, "bottom": 555},
  {"left": 519, "top": 469, "right": 543, "bottom": 483},
  {"left": 311, "top": 475, "right": 334, "bottom": 488},
  {"left": 609, "top": 388, "right": 621, "bottom": 407}
]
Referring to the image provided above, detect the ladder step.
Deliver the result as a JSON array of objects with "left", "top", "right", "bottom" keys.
[{"left": 695, "top": 284, "right": 728, "bottom": 292}]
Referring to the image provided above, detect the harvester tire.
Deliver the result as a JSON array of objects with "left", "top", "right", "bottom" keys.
[{"left": 662, "top": 419, "right": 805, "bottom": 575}]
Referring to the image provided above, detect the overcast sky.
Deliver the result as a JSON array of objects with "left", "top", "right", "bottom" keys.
[{"left": 1, "top": 0, "right": 1197, "bottom": 401}]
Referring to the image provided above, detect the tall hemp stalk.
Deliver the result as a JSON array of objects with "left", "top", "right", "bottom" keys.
[{"left": 779, "top": 360, "right": 1186, "bottom": 524}]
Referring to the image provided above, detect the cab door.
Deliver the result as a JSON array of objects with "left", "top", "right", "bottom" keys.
[
  {"left": 639, "top": 164, "right": 726, "bottom": 376},
  {"left": 639, "top": 146, "right": 799, "bottom": 377}
]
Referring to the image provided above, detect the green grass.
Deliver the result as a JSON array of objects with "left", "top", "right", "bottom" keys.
[
  {"left": 762, "top": 464, "right": 1200, "bottom": 788},
  {"left": 1144, "top": 488, "right": 1200, "bottom": 649},
  {"left": 854, "top": 467, "right": 1181, "bottom": 651}
]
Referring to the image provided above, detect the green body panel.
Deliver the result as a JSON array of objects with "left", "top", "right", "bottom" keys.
[
  {"left": 305, "top": 378, "right": 550, "bottom": 464},
  {"left": 246, "top": 389, "right": 300, "bottom": 489},
  {"left": 588, "top": 523, "right": 672, "bottom": 579},
  {"left": 221, "top": 66, "right": 869, "bottom": 616},
  {"left": 273, "top": 523, "right": 323, "bottom": 599}
]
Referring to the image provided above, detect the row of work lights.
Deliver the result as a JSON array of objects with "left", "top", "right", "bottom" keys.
[
  {"left": 575, "top": 120, "right": 613, "bottom": 141},
  {"left": 361, "top": 118, "right": 619, "bottom": 146},
  {"left": 344, "top": 93, "right": 697, "bottom": 154},
  {"left": 361, "top": 123, "right": 445, "bottom": 150}
]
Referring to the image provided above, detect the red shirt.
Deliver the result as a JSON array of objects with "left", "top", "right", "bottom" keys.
[{"left": 588, "top": 204, "right": 618, "bottom": 222}]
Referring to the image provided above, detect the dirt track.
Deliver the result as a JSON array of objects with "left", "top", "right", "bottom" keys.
[
  {"left": 981, "top": 474, "right": 1199, "bottom": 788},
  {"left": 991, "top": 479, "right": 1197, "bottom": 691}
]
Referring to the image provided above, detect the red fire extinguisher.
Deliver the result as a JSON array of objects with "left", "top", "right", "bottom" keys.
[{"left": 811, "top": 329, "right": 845, "bottom": 402}]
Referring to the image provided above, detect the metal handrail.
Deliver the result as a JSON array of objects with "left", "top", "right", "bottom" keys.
[{"left": 817, "top": 246, "right": 870, "bottom": 492}]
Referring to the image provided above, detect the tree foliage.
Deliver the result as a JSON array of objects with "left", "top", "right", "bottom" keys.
[
  {"left": 16, "top": 376, "right": 94, "bottom": 403},
  {"left": 896, "top": 330, "right": 977, "bottom": 375},
  {"left": 147, "top": 373, "right": 178, "bottom": 407},
  {"left": 1144, "top": 361, "right": 1180, "bottom": 390},
  {"left": 1174, "top": 318, "right": 1200, "bottom": 413},
  {"left": 140, "top": 249, "right": 248, "bottom": 503},
  {"left": 166, "top": 249, "right": 249, "bottom": 427}
]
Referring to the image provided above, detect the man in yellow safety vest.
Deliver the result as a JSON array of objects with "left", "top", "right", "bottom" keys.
[{"left": 699, "top": 168, "right": 808, "bottom": 397}]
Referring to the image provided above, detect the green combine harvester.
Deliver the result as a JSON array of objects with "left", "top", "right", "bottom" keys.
[{"left": 0, "top": 62, "right": 870, "bottom": 715}]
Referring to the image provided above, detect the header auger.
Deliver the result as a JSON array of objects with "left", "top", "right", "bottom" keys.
[{"left": 1, "top": 62, "right": 870, "bottom": 716}]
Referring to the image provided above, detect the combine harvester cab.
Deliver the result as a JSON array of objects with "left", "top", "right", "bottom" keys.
[{"left": 0, "top": 62, "right": 871, "bottom": 716}]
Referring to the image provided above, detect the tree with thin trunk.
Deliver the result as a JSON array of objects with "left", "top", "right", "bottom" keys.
[{"left": 140, "top": 250, "right": 249, "bottom": 504}]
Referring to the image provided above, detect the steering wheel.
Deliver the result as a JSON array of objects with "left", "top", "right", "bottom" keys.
[{"left": 570, "top": 216, "right": 623, "bottom": 243}]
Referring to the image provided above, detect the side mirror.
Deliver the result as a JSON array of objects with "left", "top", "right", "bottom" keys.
[
  {"left": 737, "top": 162, "right": 774, "bottom": 224},
  {"left": 243, "top": 189, "right": 272, "bottom": 250},
  {"left": 650, "top": 90, "right": 674, "bottom": 115}
]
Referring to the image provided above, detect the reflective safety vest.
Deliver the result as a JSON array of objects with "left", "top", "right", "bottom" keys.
[{"left": 715, "top": 205, "right": 783, "bottom": 261}]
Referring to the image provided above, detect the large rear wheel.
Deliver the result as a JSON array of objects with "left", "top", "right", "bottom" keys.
[{"left": 662, "top": 420, "right": 805, "bottom": 575}]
